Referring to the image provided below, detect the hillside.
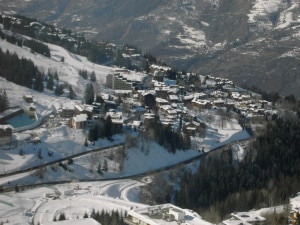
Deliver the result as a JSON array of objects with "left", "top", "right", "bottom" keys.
[
  {"left": 0, "top": 36, "right": 250, "bottom": 188},
  {"left": 1, "top": 0, "right": 300, "bottom": 97}
]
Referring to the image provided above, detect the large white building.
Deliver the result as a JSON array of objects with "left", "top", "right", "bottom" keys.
[
  {"left": 124, "top": 203, "right": 210, "bottom": 225},
  {"left": 42, "top": 218, "right": 101, "bottom": 225}
]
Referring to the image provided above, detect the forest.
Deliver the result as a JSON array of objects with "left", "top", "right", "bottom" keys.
[
  {"left": 173, "top": 100, "right": 300, "bottom": 222},
  {"left": 137, "top": 99, "right": 300, "bottom": 223},
  {"left": 0, "top": 47, "right": 37, "bottom": 88}
]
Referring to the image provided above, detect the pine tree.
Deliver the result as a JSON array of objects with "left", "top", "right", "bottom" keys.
[
  {"left": 90, "top": 71, "right": 96, "bottom": 82},
  {"left": 97, "top": 162, "right": 103, "bottom": 175},
  {"left": 54, "top": 84, "right": 64, "bottom": 96},
  {"left": 0, "top": 89, "right": 9, "bottom": 112},
  {"left": 104, "top": 115, "right": 113, "bottom": 138},
  {"left": 88, "top": 125, "right": 98, "bottom": 141},
  {"left": 68, "top": 86, "right": 76, "bottom": 99},
  {"left": 46, "top": 75, "right": 54, "bottom": 90},
  {"left": 53, "top": 72, "right": 59, "bottom": 82},
  {"left": 58, "top": 212, "right": 66, "bottom": 221},
  {"left": 84, "top": 83, "right": 94, "bottom": 104},
  {"left": 103, "top": 159, "right": 108, "bottom": 172},
  {"left": 33, "top": 72, "right": 44, "bottom": 92}
]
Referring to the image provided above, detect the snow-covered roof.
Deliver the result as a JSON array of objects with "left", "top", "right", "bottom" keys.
[
  {"left": 42, "top": 218, "right": 102, "bottom": 225},
  {"left": 106, "top": 111, "right": 122, "bottom": 119},
  {"left": 232, "top": 212, "right": 266, "bottom": 223},
  {"left": 150, "top": 64, "right": 172, "bottom": 72},
  {"left": 160, "top": 105, "right": 172, "bottom": 111},
  {"left": 130, "top": 120, "right": 141, "bottom": 127},
  {"left": 62, "top": 103, "right": 74, "bottom": 110},
  {"left": 73, "top": 114, "right": 88, "bottom": 122},
  {"left": 142, "top": 90, "right": 156, "bottom": 96},
  {"left": 223, "top": 218, "right": 252, "bottom": 225},
  {"left": 0, "top": 124, "right": 14, "bottom": 130},
  {"left": 74, "top": 104, "right": 84, "bottom": 112},
  {"left": 156, "top": 97, "right": 169, "bottom": 104},
  {"left": 169, "top": 95, "right": 179, "bottom": 101},
  {"left": 128, "top": 203, "right": 209, "bottom": 225},
  {"left": 191, "top": 99, "right": 211, "bottom": 105},
  {"left": 155, "top": 86, "right": 169, "bottom": 92},
  {"left": 113, "top": 70, "right": 146, "bottom": 82},
  {"left": 114, "top": 90, "right": 132, "bottom": 94},
  {"left": 183, "top": 95, "right": 194, "bottom": 101}
]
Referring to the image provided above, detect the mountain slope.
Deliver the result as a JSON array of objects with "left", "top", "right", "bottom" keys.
[{"left": 1, "top": 0, "right": 300, "bottom": 97}]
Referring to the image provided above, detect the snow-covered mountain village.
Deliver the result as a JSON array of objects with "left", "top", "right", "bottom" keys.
[{"left": 0, "top": 14, "right": 300, "bottom": 225}]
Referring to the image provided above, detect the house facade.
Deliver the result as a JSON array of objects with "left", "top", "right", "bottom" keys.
[
  {"left": 106, "top": 73, "right": 136, "bottom": 90},
  {"left": 71, "top": 114, "right": 88, "bottom": 129}
]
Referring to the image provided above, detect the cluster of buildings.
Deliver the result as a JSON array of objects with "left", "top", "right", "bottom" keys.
[
  {"left": 0, "top": 65, "right": 277, "bottom": 148},
  {"left": 101, "top": 66, "right": 276, "bottom": 136}
]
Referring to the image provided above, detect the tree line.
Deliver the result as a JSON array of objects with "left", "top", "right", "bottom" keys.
[
  {"left": 0, "top": 29, "right": 51, "bottom": 57},
  {"left": 0, "top": 47, "right": 37, "bottom": 88},
  {"left": 53, "top": 209, "right": 127, "bottom": 225}
]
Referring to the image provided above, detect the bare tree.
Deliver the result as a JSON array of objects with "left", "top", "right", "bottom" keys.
[
  {"left": 217, "top": 108, "right": 232, "bottom": 129},
  {"left": 122, "top": 101, "right": 131, "bottom": 116},
  {"left": 88, "top": 152, "right": 100, "bottom": 172}
]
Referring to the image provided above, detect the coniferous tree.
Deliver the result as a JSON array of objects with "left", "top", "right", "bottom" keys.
[
  {"left": 46, "top": 75, "right": 54, "bottom": 90},
  {"left": 90, "top": 71, "right": 96, "bottom": 82},
  {"left": 53, "top": 72, "right": 59, "bottom": 82},
  {"left": 104, "top": 115, "right": 113, "bottom": 138},
  {"left": 79, "top": 70, "right": 88, "bottom": 80},
  {"left": 83, "top": 212, "right": 89, "bottom": 218},
  {"left": 0, "top": 89, "right": 9, "bottom": 112},
  {"left": 84, "top": 83, "right": 94, "bottom": 104},
  {"left": 58, "top": 212, "right": 66, "bottom": 221},
  {"left": 97, "top": 162, "right": 103, "bottom": 175},
  {"left": 88, "top": 125, "right": 99, "bottom": 141},
  {"left": 103, "top": 159, "right": 108, "bottom": 172},
  {"left": 68, "top": 86, "right": 76, "bottom": 99},
  {"left": 54, "top": 84, "right": 64, "bottom": 96},
  {"left": 33, "top": 72, "right": 44, "bottom": 92}
]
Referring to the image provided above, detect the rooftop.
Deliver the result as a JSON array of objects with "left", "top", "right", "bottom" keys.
[
  {"left": 127, "top": 204, "right": 211, "bottom": 225},
  {"left": 73, "top": 114, "right": 88, "bottom": 123},
  {"left": 42, "top": 218, "right": 101, "bottom": 225}
]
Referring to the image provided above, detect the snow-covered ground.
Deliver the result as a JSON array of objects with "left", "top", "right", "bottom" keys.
[
  {"left": 0, "top": 37, "right": 250, "bottom": 224},
  {"left": 0, "top": 99, "right": 250, "bottom": 189},
  {"left": 1, "top": 178, "right": 300, "bottom": 225},
  {"left": 0, "top": 36, "right": 250, "bottom": 188},
  {"left": 0, "top": 178, "right": 217, "bottom": 225},
  {"left": 0, "top": 179, "right": 148, "bottom": 225},
  {"left": 0, "top": 37, "right": 145, "bottom": 99},
  {"left": 248, "top": 0, "right": 300, "bottom": 31}
]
